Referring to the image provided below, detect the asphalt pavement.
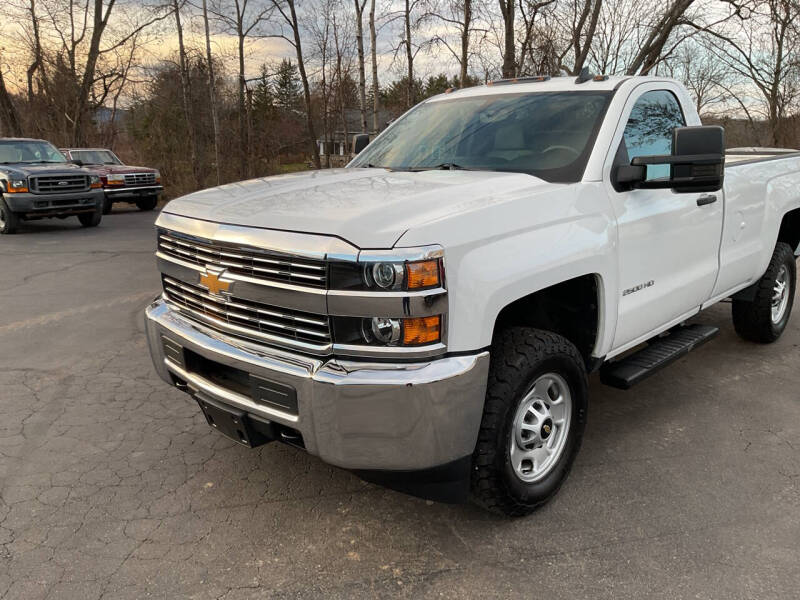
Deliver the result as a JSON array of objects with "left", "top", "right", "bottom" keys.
[{"left": 0, "top": 208, "right": 798, "bottom": 599}]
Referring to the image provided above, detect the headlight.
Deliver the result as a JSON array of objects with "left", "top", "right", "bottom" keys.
[
  {"left": 334, "top": 315, "right": 442, "bottom": 347},
  {"left": 154, "top": 170, "right": 162, "bottom": 184},
  {"left": 90, "top": 175, "right": 102, "bottom": 189},
  {"left": 364, "top": 317, "right": 402, "bottom": 344},
  {"left": 6, "top": 179, "right": 28, "bottom": 193},
  {"left": 365, "top": 262, "right": 405, "bottom": 289},
  {"left": 107, "top": 174, "right": 125, "bottom": 185}
]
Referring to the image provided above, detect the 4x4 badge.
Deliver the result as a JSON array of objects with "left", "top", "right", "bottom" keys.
[{"left": 199, "top": 269, "right": 232, "bottom": 295}]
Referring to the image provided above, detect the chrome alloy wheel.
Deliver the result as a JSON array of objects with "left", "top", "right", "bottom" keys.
[
  {"left": 509, "top": 373, "right": 572, "bottom": 483},
  {"left": 772, "top": 264, "right": 790, "bottom": 324}
]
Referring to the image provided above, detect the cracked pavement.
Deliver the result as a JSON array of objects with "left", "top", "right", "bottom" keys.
[{"left": 1, "top": 209, "right": 799, "bottom": 599}]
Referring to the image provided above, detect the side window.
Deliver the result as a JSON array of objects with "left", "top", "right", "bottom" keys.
[{"left": 620, "top": 90, "right": 685, "bottom": 181}]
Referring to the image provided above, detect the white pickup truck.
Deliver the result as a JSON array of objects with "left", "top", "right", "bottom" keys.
[{"left": 145, "top": 74, "right": 800, "bottom": 516}]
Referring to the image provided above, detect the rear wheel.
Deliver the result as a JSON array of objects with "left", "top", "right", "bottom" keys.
[
  {"left": 136, "top": 195, "right": 158, "bottom": 211},
  {"left": 471, "top": 328, "right": 588, "bottom": 516},
  {"left": 0, "top": 198, "right": 20, "bottom": 234},
  {"left": 78, "top": 207, "right": 102, "bottom": 228},
  {"left": 732, "top": 242, "right": 796, "bottom": 343}
]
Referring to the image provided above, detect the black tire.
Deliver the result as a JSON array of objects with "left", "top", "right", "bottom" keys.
[
  {"left": 0, "top": 197, "right": 21, "bottom": 234},
  {"left": 78, "top": 207, "right": 102, "bottom": 228},
  {"left": 136, "top": 195, "right": 158, "bottom": 211},
  {"left": 471, "top": 328, "right": 588, "bottom": 517},
  {"left": 102, "top": 196, "right": 113, "bottom": 214},
  {"left": 732, "top": 242, "right": 796, "bottom": 343}
]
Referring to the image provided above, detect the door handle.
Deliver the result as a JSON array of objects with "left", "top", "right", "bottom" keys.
[{"left": 697, "top": 194, "right": 717, "bottom": 206}]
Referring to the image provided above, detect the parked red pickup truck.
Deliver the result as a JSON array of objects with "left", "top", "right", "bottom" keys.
[{"left": 60, "top": 148, "right": 163, "bottom": 214}]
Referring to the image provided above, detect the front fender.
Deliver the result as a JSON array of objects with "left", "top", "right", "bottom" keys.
[{"left": 397, "top": 182, "right": 619, "bottom": 356}]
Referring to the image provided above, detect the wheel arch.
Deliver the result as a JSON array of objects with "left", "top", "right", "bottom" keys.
[
  {"left": 491, "top": 273, "right": 604, "bottom": 369},
  {"left": 776, "top": 206, "right": 800, "bottom": 255}
]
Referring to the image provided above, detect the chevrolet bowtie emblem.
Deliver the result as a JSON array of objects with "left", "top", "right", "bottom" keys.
[{"left": 199, "top": 270, "right": 232, "bottom": 295}]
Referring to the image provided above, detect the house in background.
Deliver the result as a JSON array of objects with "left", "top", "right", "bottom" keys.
[{"left": 317, "top": 108, "right": 394, "bottom": 166}]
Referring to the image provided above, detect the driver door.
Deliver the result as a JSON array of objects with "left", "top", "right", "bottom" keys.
[{"left": 607, "top": 89, "right": 724, "bottom": 350}]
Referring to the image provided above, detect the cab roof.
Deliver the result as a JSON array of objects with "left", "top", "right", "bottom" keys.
[{"left": 426, "top": 75, "right": 679, "bottom": 102}]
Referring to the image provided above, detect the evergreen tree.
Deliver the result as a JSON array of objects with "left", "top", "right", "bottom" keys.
[{"left": 274, "top": 59, "right": 302, "bottom": 113}]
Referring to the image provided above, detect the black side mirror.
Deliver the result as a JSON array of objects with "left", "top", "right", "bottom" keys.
[
  {"left": 70, "top": 159, "right": 84, "bottom": 166},
  {"left": 352, "top": 134, "right": 370, "bottom": 155},
  {"left": 614, "top": 125, "right": 724, "bottom": 193}
]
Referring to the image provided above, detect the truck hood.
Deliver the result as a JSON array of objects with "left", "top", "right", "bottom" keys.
[
  {"left": 163, "top": 168, "right": 555, "bottom": 248},
  {"left": 84, "top": 164, "right": 157, "bottom": 175},
  {"left": 0, "top": 162, "right": 92, "bottom": 178}
]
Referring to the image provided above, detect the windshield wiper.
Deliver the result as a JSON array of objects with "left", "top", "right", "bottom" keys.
[{"left": 412, "top": 163, "right": 468, "bottom": 171}]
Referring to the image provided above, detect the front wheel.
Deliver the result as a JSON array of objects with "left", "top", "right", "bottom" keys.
[
  {"left": 471, "top": 328, "right": 588, "bottom": 517},
  {"left": 102, "top": 196, "right": 113, "bottom": 214},
  {"left": 136, "top": 195, "right": 158, "bottom": 211},
  {"left": 0, "top": 198, "right": 20, "bottom": 234},
  {"left": 732, "top": 242, "right": 796, "bottom": 343},
  {"left": 78, "top": 208, "right": 102, "bottom": 228}
]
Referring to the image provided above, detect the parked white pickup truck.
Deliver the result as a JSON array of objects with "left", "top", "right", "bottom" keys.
[{"left": 145, "top": 74, "right": 800, "bottom": 515}]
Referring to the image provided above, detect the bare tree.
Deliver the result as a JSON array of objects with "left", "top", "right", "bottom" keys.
[
  {"left": 663, "top": 38, "right": 733, "bottom": 115},
  {"left": 498, "top": 0, "right": 515, "bottom": 77},
  {"left": 369, "top": 0, "right": 379, "bottom": 131},
  {"left": 0, "top": 58, "right": 23, "bottom": 137},
  {"left": 428, "top": 0, "right": 480, "bottom": 86},
  {"left": 354, "top": 0, "right": 368, "bottom": 132},
  {"left": 172, "top": 0, "right": 201, "bottom": 187},
  {"left": 208, "top": 0, "right": 272, "bottom": 178},
  {"left": 202, "top": 0, "right": 222, "bottom": 185},
  {"left": 270, "top": 0, "right": 321, "bottom": 168},
  {"left": 625, "top": 0, "right": 696, "bottom": 74},
  {"left": 700, "top": 0, "right": 800, "bottom": 145}
]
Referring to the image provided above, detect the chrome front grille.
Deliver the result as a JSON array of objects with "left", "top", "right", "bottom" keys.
[
  {"left": 158, "top": 231, "right": 328, "bottom": 288},
  {"left": 124, "top": 172, "right": 156, "bottom": 186},
  {"left": 162, "top": 275, "right": 331, "bottom": 350},
  {"left": 31, "top": 175, "right": 89, "bottom": 194}
]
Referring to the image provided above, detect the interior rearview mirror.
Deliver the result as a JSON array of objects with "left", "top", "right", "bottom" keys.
[
  {"left": 613, "top": 125, "right": 725, "bottom": 193},
  {"left": 352, "top": 134, "right": 370, "bottom": 155}
]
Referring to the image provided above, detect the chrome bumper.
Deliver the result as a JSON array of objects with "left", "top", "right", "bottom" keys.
[
  {"left": 145, "top": 298, "right": 489, "bottom": 471},
  {"left": 105, "top": 185, "right": 163, "bottom": 198}
]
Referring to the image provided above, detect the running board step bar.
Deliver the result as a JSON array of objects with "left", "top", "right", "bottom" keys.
[{"left": 600, "top": 324, "right": 719, "bottom": 390}]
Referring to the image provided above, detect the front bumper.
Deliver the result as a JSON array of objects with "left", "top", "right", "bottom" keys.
[
  {"left": 4, "top": 189, "right": 103, "bottom": 216},
  {"left": 105, "top": 185, "right": 163, "bottom": 199},
  {"left": 145, "top": 298, "right": 489, "bottom": 472}
]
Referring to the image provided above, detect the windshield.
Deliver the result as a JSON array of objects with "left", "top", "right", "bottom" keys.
[
  {"left": 0, "top": 140, "right": 67, "bottom": 164},
  {"left": 350, "top": 91, "right": 612, "bottom": 182},
  {"left": 69, "top": 149, "right": 122, "bottom": 165}
]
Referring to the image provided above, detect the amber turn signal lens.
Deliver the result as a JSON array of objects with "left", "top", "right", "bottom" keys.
[
  {"left": 402, "top": 315, "right": 441, "bottom": 345},
  {"left": 406, "top": 260, "right": 440, "bottom": 289}
]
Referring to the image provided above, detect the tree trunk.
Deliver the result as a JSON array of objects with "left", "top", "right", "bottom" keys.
[
  {"left": 0, "top": 66, "right": 23, "bottom": 137},
  {"left": 26, "top": 0, "right": 44, "bottom": 103},
  {"left": 625, "top": 0, "right": 695, "bottom": 75},
  {"left": 288, "top": 0, "right": 321, "bottom": 168},
  {"left": 355, "top": 0, "right": 368, "bottom": 133},
  {"left": 173, "top": 0, "right": 201, "bottom": 188},
  {"left": 202, "top": 0, "right": 222, "bottom": 185},
  {"left": 573, "top": 0, "right": 602, "bottom": 74},
  {"left": 499, "top": 0, "right": 515, "bottom": 78},
  {"left": 237, "top": 12, "right": 249, "bottom": 179},
  {"left": 369, "top": 0, "right": 379, "bottom": 131},
  {"left": 459, "top": 0, "right": 471, "bottom": 86},
  {"left": 71, "top": 0, "right": 113, "bottom": 145},
  {"left": 405, "top": 0, "right": 414, "bottom": 107}
]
